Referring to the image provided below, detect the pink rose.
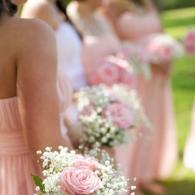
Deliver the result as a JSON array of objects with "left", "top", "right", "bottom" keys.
[
  {"left": 148, "top": 43, "right": 173, "bottom": 64},
  {"left": 96, "top": 62, "right": 120, "bottom": 86},
  {"left": 103, "top": 102, "right": 133, "bottom": 129},
  {"left": 60, "top": 167, "right": 101, "bottom": 195},
  {"left": 184, "top": 30, "right": 195, "bottom": 54},
  {"left": 87, "top": 69, "right": 103, "bottom": 85},
  {"left": 73, "top": 158, "right": 100, "bottom": 171},
  {"left": 158, "top": 46, "right": 173, "bottom": 64}
]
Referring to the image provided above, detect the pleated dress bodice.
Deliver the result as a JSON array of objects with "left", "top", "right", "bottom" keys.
[
  {"left": 0, "top": 97, "right": 40, "bottom": 195},
  {"left": 0, "top": 74, "right": 73, "bottom": 194},
  {"left": 0, "top": 97, "right": 27, "bottom": 154}
]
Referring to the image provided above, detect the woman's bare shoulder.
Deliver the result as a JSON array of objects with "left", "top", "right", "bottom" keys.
[
  {"left": 10, "top": 17, "right": 54, "bottom": 37},
  {"left": 6, "top": 17, "right": 55, "bottom": 52},
  {"left": 5, "top": 17, "right": 56, "bottom": 70}
]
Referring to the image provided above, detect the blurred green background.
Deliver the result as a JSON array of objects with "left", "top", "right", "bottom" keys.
[{"left": 155, "top": 0, "right": 195, "bottom": 10}]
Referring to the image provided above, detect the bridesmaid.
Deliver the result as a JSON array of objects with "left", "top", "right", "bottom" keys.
[
  {"left": 103, "top": 0, "right": 178, "bottom": 192},
  {"left": 68, "top": 0, "right": 115, "bottom": 37},
  {"left": 55, "top": 0, "right": 87, "bottom": 91},
  {"left": 184, "top": 100, "right": 195, "bottom": 171},
  {"left": 22, "top": 0, "right": 86, "bottom": 143},
  {"left": 0, "top": 0, "right": 71, "bottom": 194},
  {"left": 103, "top": 0, "right": 161, "bottom": 41},
  {"left": 22, "top": 0, "right": 87, "bottom": 91},
  {"left": 67, "top": 0, "right": 121, "bottom": 77}
]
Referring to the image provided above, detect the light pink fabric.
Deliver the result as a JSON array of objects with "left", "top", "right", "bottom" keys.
[
  {"left": 0, "top": 97, "right": 40, "bottom": 195},
  {"left": 114, "top": 11, "right": 177, "bottom": 183},
  {"left": 115, "top": 73, "right": 177, "bottom": 186},
  {"left": 184, "top": 101, "right": 195, "bottom": 171},
  {"left": 58, "top": 72, "right": 73, "bottom": 113},
  {"left": 81, "top": 35, "right": 121, "bottom": 78},
  {"left": 0, "top": 75, "right": 72, "bottom": 194},
  {"left": 58, "top": 72, "right": 73, "bottom": 136}
]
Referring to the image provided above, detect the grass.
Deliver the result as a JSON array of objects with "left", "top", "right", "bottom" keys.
[
  {"left": 172, "top": 56, "right": 195, "bottom": 155},
  {"left": 145, "top": 6, "right": 195, "bottom": 195},
  {"left": 162, "top": 7, "right": 195, "bottom": 38}
]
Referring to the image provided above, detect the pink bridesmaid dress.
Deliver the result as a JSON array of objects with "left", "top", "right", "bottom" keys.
[
  {"left": 0, "top": 77, "right": 72, "bottom": 194},
  {"left": 67, "top": 3, "right": 121, "bottom": 76},
  {"left": 0, "top": 97, "right": 40, "bottom": 195},
  {"left": 81, "top": 34, "right": 121, "bottom": 77},
  {"left": 184, "top": 101, "right": 195, "bottom": 171},
  {"left": 112, "top": 11, "right": 177, "bottom": 183}
]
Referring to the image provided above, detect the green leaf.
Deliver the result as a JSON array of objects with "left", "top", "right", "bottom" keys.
[{"left": 32, "top": 175, "right": 45, "bottom": 193}]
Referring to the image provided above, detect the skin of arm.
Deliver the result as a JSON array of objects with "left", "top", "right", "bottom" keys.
[{"left": 16, "top": 19, "right": 66, "bottom": 153}]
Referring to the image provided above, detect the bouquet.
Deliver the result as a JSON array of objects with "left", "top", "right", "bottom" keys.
[
  {"left": 146, "top": 33, "right": 184, "bottom": 65},
  {"left": 33, "top": 146, "right": 128, "bottom": 195},
  {"left": 87, "top": 55, "right": 136, "bottom": 88},
  {"left": 111, "top": 85, "right": 150, "bottom": 129},
  {"left": 75, "top": 85, "right": 148, "bottom": 148},
  {"left": 183, "top": 29, "right": 195, "bottom": 55},
  {"left": 116, "top": 43, "right": 152, "bottom": 79}
]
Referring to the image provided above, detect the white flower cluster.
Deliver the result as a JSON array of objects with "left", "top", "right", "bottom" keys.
[
  {"left": 75, "top": 85, "right": 110, "bottom": 109},
  {"left": 76, "top": 85, "right": 149, "bottom": 147},
  {"left": 81, "top": 109, "right": 126, "bottom": 147},
  {"left": 75, "top": 86, "right": 132, "bottom": 147},
  {"left": 34, "top": 146, "right": 128, "bottom": 195},
  {"left": 36, "top": 147, "right": 78, "bottom": 194},
  {"left": 81, "top": 146, "right": 128, "bottom": 195}
]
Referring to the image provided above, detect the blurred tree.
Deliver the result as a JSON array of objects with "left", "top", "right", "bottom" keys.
[
  {"left": 154, "top": 0, "right": 195, "bottom": 10},
  {"left": 64, "top": 0, "right": 72, "bottom": 6}
]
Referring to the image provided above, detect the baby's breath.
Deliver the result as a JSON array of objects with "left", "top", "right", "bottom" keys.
[{"left": 34, "top": 147, "right": 128, "bottom": 195}]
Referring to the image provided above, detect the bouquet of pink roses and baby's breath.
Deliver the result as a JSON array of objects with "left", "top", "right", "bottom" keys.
[
  {"left": 146, "top": 33, "right": 184, "bottom": 65},
  {"left": 33, "top": 146, "right": 128, "bottom": 195},
  {"left": 75, "top": 85, "right": 148, "bottom": 148},
  {"left": 87, "top": 55, "right": 137, "bottom": 88}
]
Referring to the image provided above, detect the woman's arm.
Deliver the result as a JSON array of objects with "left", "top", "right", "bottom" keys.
[{"left": 16, "top": 19, "right": 65, "bottom": 153}]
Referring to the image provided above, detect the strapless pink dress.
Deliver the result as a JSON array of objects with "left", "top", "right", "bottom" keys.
[
  {"left": 0, "top": 97, "right": 40, "bottom": 195},
  {"left": 0, "top": 74, "right": 72, "bottom": 194},
  {"left": 81, "top": 34, "right": 121, "bottom": 77},
  {"left": 112, "top": 11, "right": 177, "bottom": 183}
]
